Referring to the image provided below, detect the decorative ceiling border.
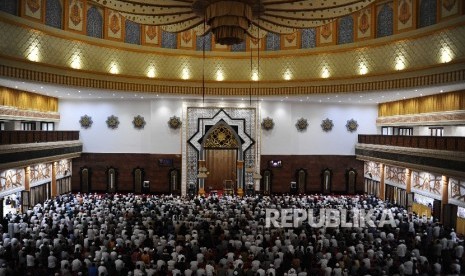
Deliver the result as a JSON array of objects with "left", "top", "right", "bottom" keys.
[
  {"left": 1, "top": 63, "right": 465, "bottom": 96},
  {"left": 376, "top": 110, "right": 465, "bottom": 126},
  {"left": 0, "top": 105, "right": 60, "bottom": 121}
]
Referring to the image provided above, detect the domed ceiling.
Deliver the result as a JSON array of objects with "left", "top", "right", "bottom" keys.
[{"left": 89, "top": 0, "right": 375, "bottom": 45}]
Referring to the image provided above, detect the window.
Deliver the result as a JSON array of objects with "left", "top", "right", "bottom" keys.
[
  {"left": 430, "top": 127, "right": 443, "bottom": 136},
  {"left": 0, "top": 121, "right": 5, "bottom": 130},
  {"left": 381, "top": 126, "right": 413, "bottom": 135},
  {"left": 397, "top": 127, "right": 413, "bottom": 136},
  {"left": 21, "top": 121, "right": 36, "bottom": 130},
  {"left": 40, "top": 122, "right": 54, "bottom": 131}
]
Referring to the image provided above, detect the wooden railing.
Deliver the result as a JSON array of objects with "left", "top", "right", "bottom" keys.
[
  {"left": 0, "top": 131, "right": 80, "bottom": 145},
  {"left": 358, "top": 135, "right": 465, "bottom": 152}
]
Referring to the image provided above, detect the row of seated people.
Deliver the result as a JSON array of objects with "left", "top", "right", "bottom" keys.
[{"left": 0, "top": 192, "right": 463, "bottom": 276}]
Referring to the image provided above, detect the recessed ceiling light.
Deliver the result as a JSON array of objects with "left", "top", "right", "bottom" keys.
[
  {"left": 300, "top": 99, "right": 303, "bottom": 102},
  {"left": 327, "top": 97, "right": 330, "bottom": 100},
  {"left": 382, "top": 95, "right": 385, "bottom": 98},
  {"left": 338, "top": 100, "right": 341, "bottom": 103},
  {"left": 420, "top": 94, "right": 423, "bottom": 96},
  {"left": 14, "top": 86, "right": 17, "bottom": 89},
  {"left": 121, "top": 96, "right": 124, "bottom": 99},
  {"left": 113, "top": 93, "right": 115, "bottom": 96},
  {"left": 280, "top": 99, "right": 283, "bottom": 102},
  {"left": 359, "top": 95, "right": 363, "bottom": 98},
  {"left": 67, "top": 93, "right": 70, "bottom": 95},
  {"left": 141, "top": 96, "right": 144, "bottom": 99},
  {"left": 285, "top": 96, "right": 288, "bottom": 99},
  {"left": 369, "top": 99, "right": 372, "bottom": 101},
  {"left": 415, "top": 89, "right": 417, "bottom": 92},
  {"left": 440, "top": 90, "right": 444, "bottom": 93},
  {"left": 88, "top": 93, "right": 91, "bottom": 95},
  {"left": 32, "top": 90, "right": 35, "bottom": 92},
  {"left": 78, "top": 90, "right": 81, "bottom": 93},
  {"left": 40, "top": 86, "right": 43, "bottom": 89},
  {"left": 157, "top": 94, "right": 159, "bottom": 97},
  {"left": 98, "top": 96, "right": 102, "bottom": 99},
  {"left": 319, "top": 100, "right": 322, "bottom": 102},
  {"left": 335, "top": 95, "right": 338, "bottom": 98}
]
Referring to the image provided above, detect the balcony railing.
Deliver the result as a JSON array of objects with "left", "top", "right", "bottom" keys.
[
  {"left": 358, "top": 135, "right": 465, "bottom": 152},
  {"left": 0, "top": 131, "right": 80, "bottom": 145}
]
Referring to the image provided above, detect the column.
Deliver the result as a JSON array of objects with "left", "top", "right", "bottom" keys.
[
  {"left": 197, "top": 160, "right": 206, "bottom": 196},
  {"left": 236, "top": 160, "right": 244, "bottom": 197},
  {"left": 406, "top": 168, "right": 412, "bottom": 212},
  {"left": 51, "top": 162, "right": 57, "bottom": 197},
  {"left": 379, "top": 164, "right": 385, "bottom": 200},
  {"left": 441, "top": 175, "right": 449, "bottom": 222},
  {"left": 22, "top": 166, "right": 31, "bottom": 213}
]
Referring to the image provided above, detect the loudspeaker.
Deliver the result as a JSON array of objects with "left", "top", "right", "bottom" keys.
[
  {"left": 142, "top": 181, "right": 150, "bottom": 193},
  {"left": 442, "top": 204, "right": 458, "bottom": 229},
  {"left": 433, "top": 200, "right": 441, "bottom": 222},
  {"left": 290, "top": 181, "right": 297, "bottom": 194}
]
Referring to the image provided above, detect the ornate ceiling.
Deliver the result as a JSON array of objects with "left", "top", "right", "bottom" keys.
[{"left": 89, "top": 0, "right": 375, "bottom": 44}]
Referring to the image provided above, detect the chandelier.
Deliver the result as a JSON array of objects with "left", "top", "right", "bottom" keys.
[{"left": 89, "top": 0, "right": 375, "bottom": 45}]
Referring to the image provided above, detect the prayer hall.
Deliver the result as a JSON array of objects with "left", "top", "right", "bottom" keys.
[{"left": 0, "top": 0, "right": 465, "bottom": 275}]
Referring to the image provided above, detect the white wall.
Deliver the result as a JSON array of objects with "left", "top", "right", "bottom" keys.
[
  {"left": 58, "top": 98, "right": 378, "bottom": 155},
  {"left": 58, "top": 98, "right": 183, "bottom": 153},
  {"left": 260, "top": 102, "right": 378, "bottom": 155}
]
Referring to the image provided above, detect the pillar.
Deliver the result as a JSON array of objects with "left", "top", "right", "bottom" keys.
[
  {"left": 197, "top": 160, "right": 206, "bottom": 196},
  {"left": 441, "top": 175, "right": 449, "bottom": 222},
  {"left": 51, "top": 162, "right": 57, "bottom": 197},
  {"left": 406, "top": 168, "right": 412, "bottom": 212},
  {"left": 236, "top": 160, "right": 244, "bottom": 197},
  {"left": 379, "top": 164, "right": 385, "bottom": 200}
]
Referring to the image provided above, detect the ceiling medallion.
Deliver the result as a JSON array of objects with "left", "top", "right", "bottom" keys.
[
  {"left": 106, "top": 115, "right": 120, "bottom": 129},
  {"left": 132, "top": 115, "right": 146, "bottom": 129},
  {"left": 261, "top": 117, "right": 274, "bottom": 131},
  {"left": 295, "top": 118, "right": 309, "bottom": 132},
  {"left": 346, "top": 118, "right": 359, "bottom": 132},
  {"left": 79, "top": 115, "right": 93, "bottom": 129},
  {"left": 89, "top": 0, "right": 375, "bottom": 45},
  {"left": 321, "top": 118, "right": 334, "bottom": 132},
  {"left": 168, "top": 116, "right": 182, "bottom": 129}
]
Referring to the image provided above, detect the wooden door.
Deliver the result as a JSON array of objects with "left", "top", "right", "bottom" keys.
[{"left": 204, "top": 149, "right": 237, "bottom": 191}]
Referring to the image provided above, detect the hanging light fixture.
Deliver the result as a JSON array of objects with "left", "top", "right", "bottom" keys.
[{"left": 253, "top": 23, "right": 262, "bottom": 182}]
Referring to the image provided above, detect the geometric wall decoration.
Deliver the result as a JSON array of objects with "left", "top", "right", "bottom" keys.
[
  {"left": 79, "top": 115, "right": 93, "bottom": 129},
  {"left": 22, "top": 0, "right": 44, "bottom": 21},
  {"left": 384, "top": 165, "right": 406, "bottom": 187},
  {"left": 86, "top": 5, "right": 103, "bottom": 38},
  {"left": 364, "top": 161, "right": 381, "bottom": 181},
  {"left": 66, "top": 0, "right": 85, "bottom": 33},
  {"left": 450, "top": 177, "right": 465, "bottom": 206},
  {"left": 295, "top": 118, "right": 308, "bottom": 132},
  {"left": 56, "top": 159, "right": 72, "bottom": 178},
  {"left": 45, "top": 0, "right": 63, "bottom": 29},
  {"left": 106, "top": 115, "right": 119, "bottom": 129},
  {"left": 132, "top": 115, "right": 146, "bottom": 129},
  {"left": 395, "top": 0, "right": 416, "bottom": 32},
  {"left": 0, "top": 168, "right": 25, "bottom": 193},
  {"left": 345, "top": 119, "right": 359, "bottom": 132},
  {"left": 356, "top": 6, "right": 374, "bottom": 40},
  {"left": 105, "top": 8, "right": 123, "bottom": 40},
  {"left": 411, "top": 170, "right": 442, "bottom": 199},
  {"left": 321, "top": 118, "right": 334, "bottom": 132},
  {"left": 29, "top": 163, "right": 52, "bottom": 186}
]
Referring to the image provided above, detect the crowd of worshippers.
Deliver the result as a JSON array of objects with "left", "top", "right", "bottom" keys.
[{"left": 0, "top": 193, "right": 463, "bottom": 276}]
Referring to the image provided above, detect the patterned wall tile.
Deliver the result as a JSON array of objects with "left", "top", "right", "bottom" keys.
[
  {"left": 418, "top": 0, "right": 437, "bottom": 28},
  {"left": 301, "top": 28, "right": 316, "bottom": 49},
  {"left": 384, "top": 165, "right": 406, "bottom": 187},
  {"left": 125, "top": 20, "right": 140, "bottom": 45},
  {"left": 265, "top": 33, "right": 280, "bottom": 51},
  {"left": 45, "top": 0, "right": 62, "bottom": 29},
  {"left": 377, "top": 3, "right": 394, "bottom": 38},
  {"left": 86, "top": 5, "right": 102, "bottom": 38},
  {"left": 338, "top": 15, "right": 354, "bottom": 44},
  {"left": 0, "top": 0, "right": 19, "bottom": 15},
  {"left": 162, "top": 30, "right": 177, "bottom": 49}
]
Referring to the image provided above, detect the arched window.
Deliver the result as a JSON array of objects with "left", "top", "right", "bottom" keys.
[
  {"left": 377, "top": 3, "right": 393, "bottom": 38},
  {"left": 45, "top": 0, "right": 62, "bottom": 29},
  {"left": 125, "top": 20, "right": 140, "bottom": 44},
  {"left": 338, "top": 15, "right": 354, "bottom": 44},
  {"left": 86, "top": 6, "right": 103, "bottom": 38},
  {"left": 418, "top": 0, "right": 437, "bottom": 28},
  {"left": 301, "top": 28, "right": 316, "bottom": 49},
  {"left": 265, "top": 33, "right": 280, "bottom": 51},
  {"left": 162, "top": 30, "right": 177, "bottom": 49},
  {"left": 0, "top": 0, "right": 18, "bottom": 15},
  {"left": 196, "top": 32, "right": 212, "bottom": 51}
]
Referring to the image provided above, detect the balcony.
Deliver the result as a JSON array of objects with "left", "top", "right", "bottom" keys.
[
  {"left": 0, "top": 131, "right": 82, "bottom": 170},
  {"left": 356, "top": 135, "right": 465, "bottom": 177}
]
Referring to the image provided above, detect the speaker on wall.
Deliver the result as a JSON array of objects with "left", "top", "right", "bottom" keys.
[
  {"left": 443, "top": 204, "right": 458, "bottom": 229},
  {"left": 142, "top": 181, "right": 150, "bottom": 193}
]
